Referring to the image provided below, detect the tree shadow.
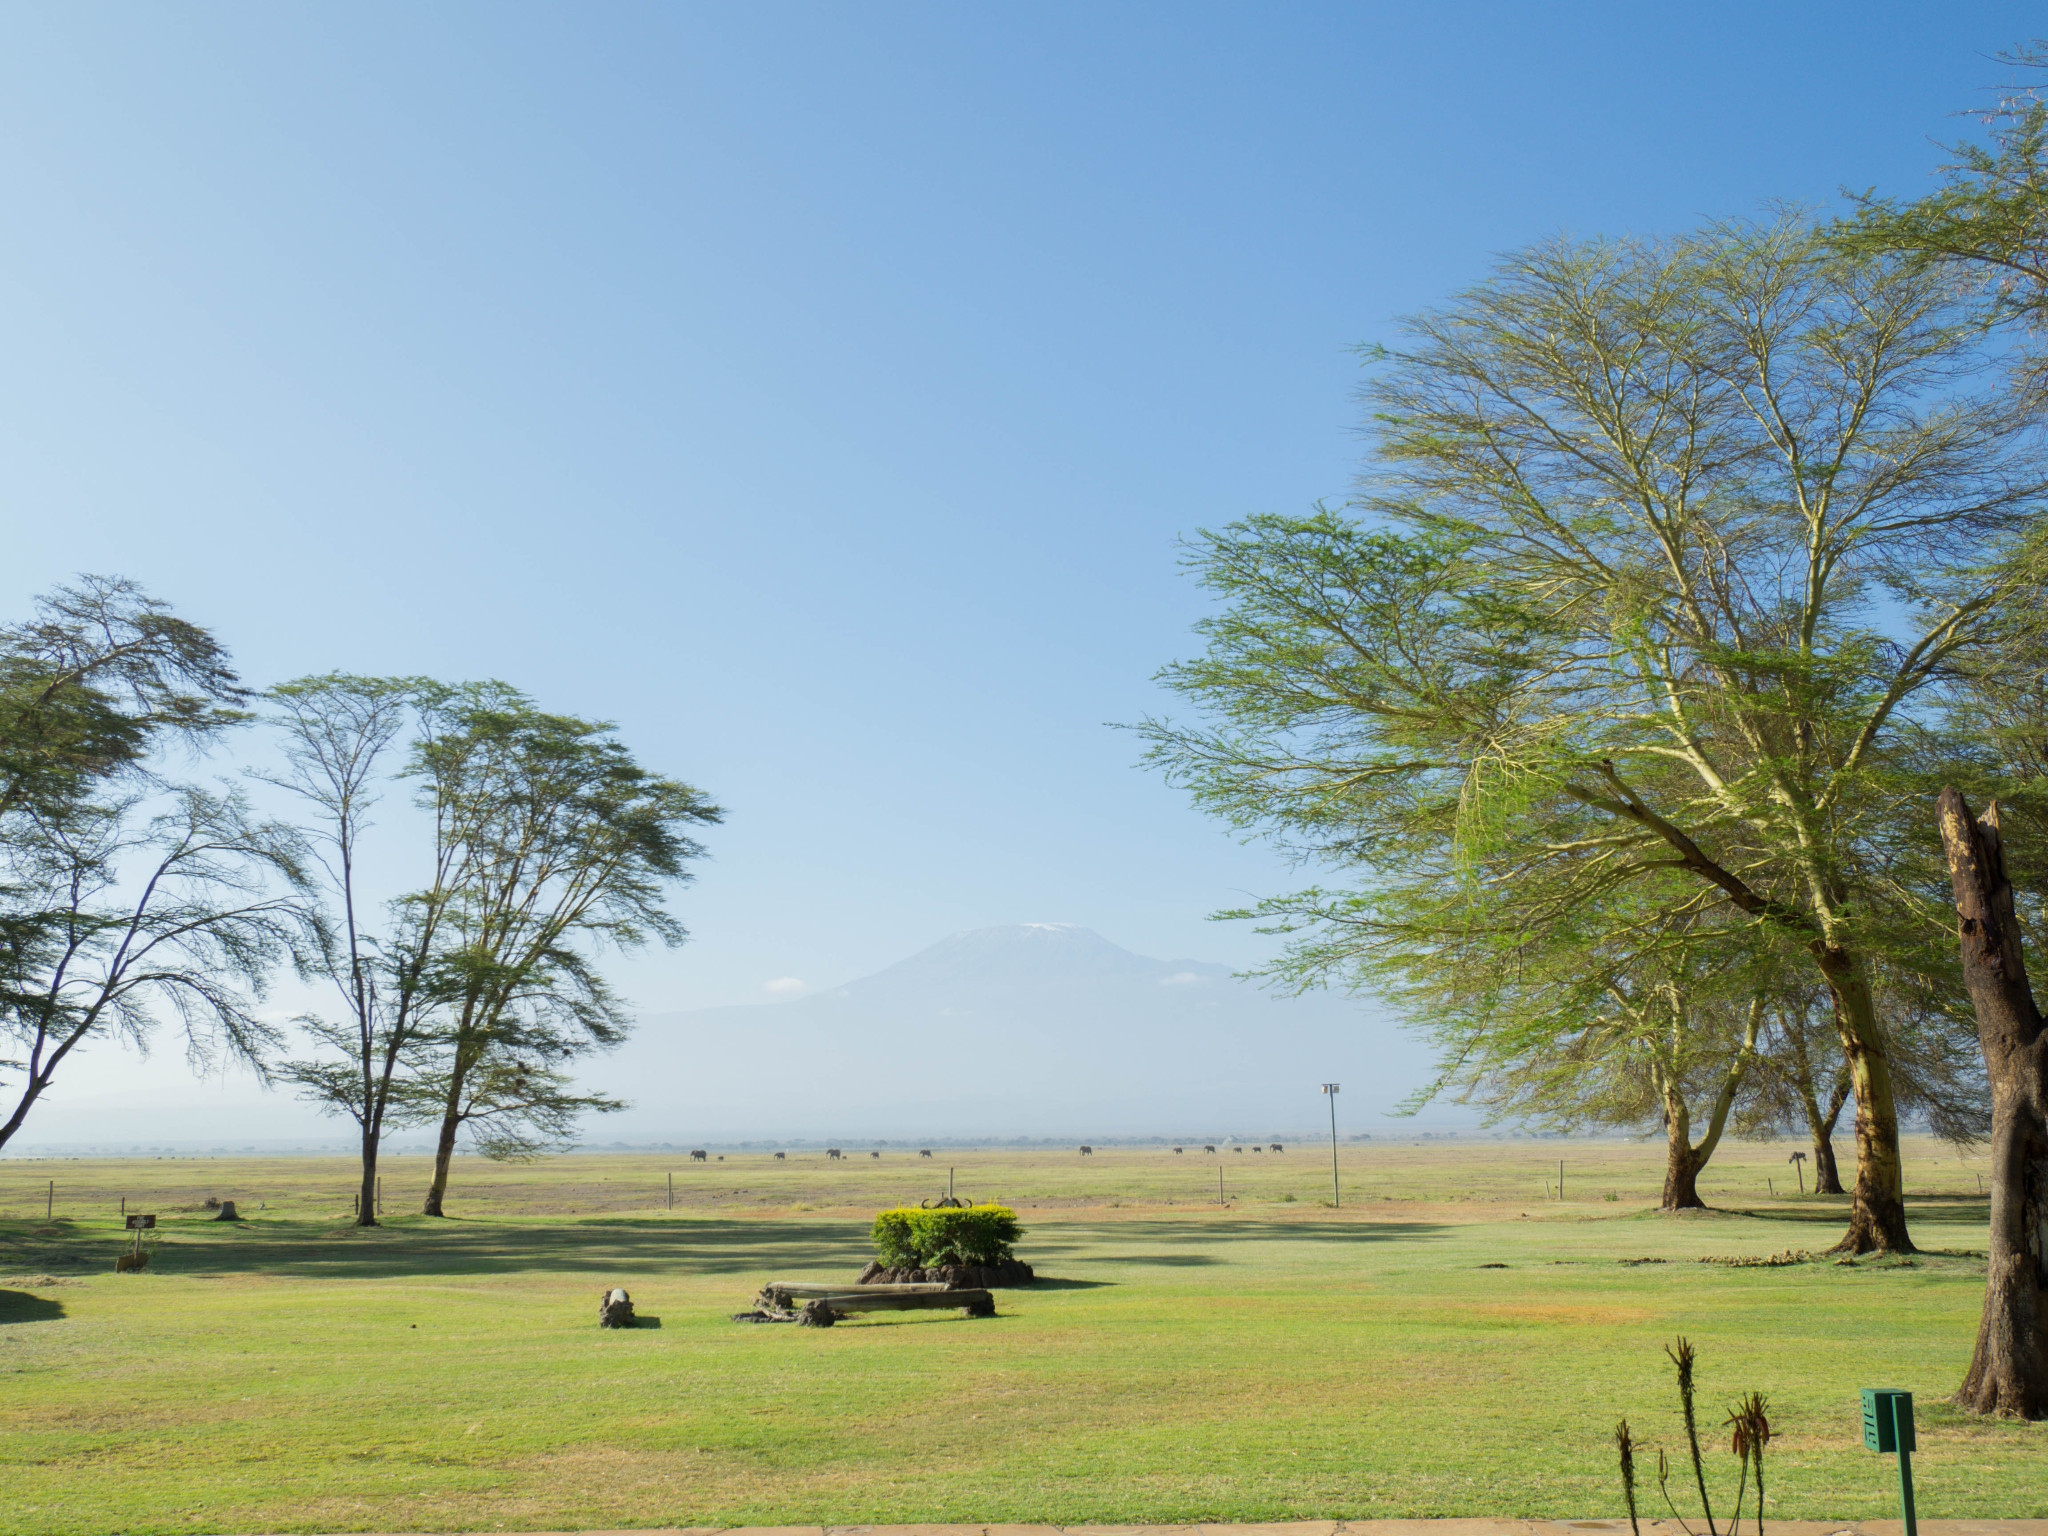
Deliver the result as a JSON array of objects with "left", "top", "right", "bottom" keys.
[
  {"left": 0, "top": 1212, "right": 1454, "bottom": 1287},
  {"left": 1712, "top": 1199, "right": 1989, "bottom": 1227},
  {"left": 1026, "top": 1277, "right": 1115, "bottom": 1289},
  {"left": 0, "top": 1288, "right": 65, "bottom": 1323},
  {"left": 1093, "top": 1253, "right": 1222, "bottom": 1266},
  {"left": 140, "top": 1216, "right": 882, "bottom": 1282}
]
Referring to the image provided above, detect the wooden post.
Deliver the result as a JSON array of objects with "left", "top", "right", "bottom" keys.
[
  {"left": 1558, "top": 1159, "right": 1564, "bottom": 1200},
  {"left": 1217, "top": 1167, "right": 1224, "bottom": 1206},
  {"left": 667, "top": 1171, "right": 672, "bottom": 1210},
  {"left": 47, "top": 1180, "right": 52, "bottom": 1219},
  {"left": 376, "top": 1177, "right": 382, "bottom": 1215},
  {"left": 120, "top": 1196, "right": 125, "bottom": 1217},
  {"left": 1769, "top": 1177, "right": 1775, "bottom": 1196}
]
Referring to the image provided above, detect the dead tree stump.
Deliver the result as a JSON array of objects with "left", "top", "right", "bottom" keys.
[{"left": 598, "top": 1287, "right": 636, "bottom": 1328}]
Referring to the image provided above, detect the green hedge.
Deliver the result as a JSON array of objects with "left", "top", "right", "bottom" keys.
[{"left": 870, "top": 1204, "right": 1022, "bottom": 1267}]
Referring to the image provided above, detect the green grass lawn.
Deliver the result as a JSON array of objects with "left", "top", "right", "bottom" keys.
[{"left": 0, "top": 1139, "right": 2040, "bottom": 1534}]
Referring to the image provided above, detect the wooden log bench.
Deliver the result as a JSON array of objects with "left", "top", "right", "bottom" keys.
[{"left": 748, "top": 1280, "right": 994, "bottom": 1325}]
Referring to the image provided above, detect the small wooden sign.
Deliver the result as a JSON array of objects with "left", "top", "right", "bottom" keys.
[{"left": 125, "top": 1213, "right": 155, "bottom": 1230}]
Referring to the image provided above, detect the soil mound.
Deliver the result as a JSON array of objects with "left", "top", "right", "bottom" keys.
[{"left": 857, "top": 1257, "right": 1035, "bottom": 1288}]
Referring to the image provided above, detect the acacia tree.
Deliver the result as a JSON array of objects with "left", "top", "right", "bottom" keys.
[
  {"left": 1394, "top": 882, "right": 1769, "bottom": 1209},
  {"left": 0, "top": 789, "right": 313, "bottom": 1150},
  {"left": 265, "top": 676, "right": 475, "bottom": 1227},
  {"left": 413, "top": 692, "right": 720, "bottom": 1216},
  {"left": 1145, "top": 218, "right": 2046, "bottom": 1252},
  {"left": 0, "top": 578, "right": 311, "bottom": 1149}
]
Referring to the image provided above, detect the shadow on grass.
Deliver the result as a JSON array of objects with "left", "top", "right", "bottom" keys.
[
  {"left": 1025, "top": 1219, "right": 1447, "bottom": 1263},
  {"left": 1028, "top": 1277, "right": 1114, "bottom": 1290},
  {"left": 147, "top": 1216, "right": 880, "bottom": 1281},
  {"left": 1094, "top": 1253, "right": 1223, "bottom": 1266},
  {"left": 0, "top": 1287, "right": 65, "bottom": 1323},
  {"left": 1710, "top": 1199, "right": 1989, "bottom": 1227},
  {"left": 0, "top": 1212, "right": 1454, "bottom": 1285}
]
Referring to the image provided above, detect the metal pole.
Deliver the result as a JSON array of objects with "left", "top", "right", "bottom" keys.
[
  {"left": 1898, "top": 1443, "right": 1918, "bottom": 1536},
  {"left": 1322, "top": 1084, "right": 1341, "bottom": 1209},
  {"left": 1218, "top": 1166, "right": 1224, "bottom": 1206},
  {"left": 949, "top": 1167, "right": 956, "bottom": 1200},
  {"left": 1558, "top": 1158, "right": 1564, "bottom": 1201}
]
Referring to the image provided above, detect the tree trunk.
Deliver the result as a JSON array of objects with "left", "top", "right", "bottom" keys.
[
  {"left": 1813, "top": 1133, "right": 1845, "bottom": 1196},
  {"left": 355, "top": 1122, "right": 380, "bottom": 1228},
  {"left": 1787, "top": 1020, "right": 1850, "bottom": 1195},
  {"left": 1654, "top": 1001, "right": 1758, "bottom": 1212},
  {"left": 1663, "top": 1138, "right": 1706, "bottom": 1209},
  {"left": 1937, "top": 789, "right": 2048, "bottom": 1419},
  {"left": 421, "top": 1078, "right": 463, "bottom": 1217},
  {"left": 1818, "top": 952, "right": 1915, "bottom": 1253}
]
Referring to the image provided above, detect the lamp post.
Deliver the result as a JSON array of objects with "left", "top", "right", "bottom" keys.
[{"left": 1321, "top": 1084, "right": 1341, "bottom": 1208}]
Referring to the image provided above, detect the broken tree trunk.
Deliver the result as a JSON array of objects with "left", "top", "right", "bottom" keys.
[
  {"left": 598, "top": 1288, "right": 636, "bottom": 1328},
  {"left": 1936, "top": 789, "right": 2048, "bottom": 1419}
]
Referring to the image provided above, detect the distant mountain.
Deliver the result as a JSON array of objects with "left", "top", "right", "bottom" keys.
[{"left": 585, "top": 923, "right": 1450, "bottom": 1141}]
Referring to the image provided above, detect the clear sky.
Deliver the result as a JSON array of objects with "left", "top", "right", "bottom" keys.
[{"left": 2, "top": 3, "right": 2040, "bottom": 1050}]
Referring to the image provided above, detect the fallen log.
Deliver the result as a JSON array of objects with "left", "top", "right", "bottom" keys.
[
  {"left": 795, "top": 1288, "right": 996, "bottom": 1321},
  {"left": 761, "top": 1281, "right": 950, "bottom": 1299}
]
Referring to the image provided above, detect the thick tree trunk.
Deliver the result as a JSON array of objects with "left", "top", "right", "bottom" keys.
[
  {"left": 1937, "top": 789, "right": 2048, "bottom": 1419},
  {"left": 1819, "top": 953, "right": 1915, "bottom": 1253},
  {"left": 1663, "top": 1137, "right": 1707, "bottom": 1209}
]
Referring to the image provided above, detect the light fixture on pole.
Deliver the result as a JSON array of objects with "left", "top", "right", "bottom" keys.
[{"left": 1321, "top": 1084, "right": 1341, "bottom": 1208}]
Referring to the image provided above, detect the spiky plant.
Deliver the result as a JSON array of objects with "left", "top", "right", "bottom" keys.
[
  {"left": 1666, "top": 1336, "right": 1716, "bottom": 1534},
  {"left": 1723, "top": 1393, "right": 1772, "bottom": 1536},
  {"left": 1614, "top": 1418, "right": 1641, "bottom": 1536}
]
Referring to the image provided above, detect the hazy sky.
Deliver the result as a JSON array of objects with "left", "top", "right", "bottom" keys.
[{"left": 3, "top": 3, "right": 2039, "bottom": 1043}]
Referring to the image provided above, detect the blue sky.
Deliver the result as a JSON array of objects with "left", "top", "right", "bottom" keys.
[{"left": 3, "top": 2, "right": 2039, "bottom": 1038}]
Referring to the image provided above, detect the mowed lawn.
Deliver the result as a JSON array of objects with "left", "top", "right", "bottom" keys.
[{"left": 0, "top": 1139, "right": 2042, "bottom": 1534}]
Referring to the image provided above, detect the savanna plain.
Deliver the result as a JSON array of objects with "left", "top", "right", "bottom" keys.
[{"left": 0, "top": 1137, "right": 2039, "bottom": 1535}]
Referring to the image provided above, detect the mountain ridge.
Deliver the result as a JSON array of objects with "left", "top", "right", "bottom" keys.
[{"left": 587, "top": 922, "right": 1449, "bottom": 1140}]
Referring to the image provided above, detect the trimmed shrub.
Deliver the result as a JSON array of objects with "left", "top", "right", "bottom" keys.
[{"left": 870, "top": 1204, "right": 1022, "bottom": 1268}]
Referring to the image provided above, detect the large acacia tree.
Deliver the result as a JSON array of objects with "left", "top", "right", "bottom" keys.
[
  {"left": 413, "top": 691, "right": 720, "bottom": 1216},
  {"left": 1145, "top": 218, "right": 2045, "bottom": 1252},
  {"left": 265, "top": 675, "right": 473, "bottom": 1227}
]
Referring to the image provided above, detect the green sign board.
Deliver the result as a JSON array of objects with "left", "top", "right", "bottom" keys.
[
  {"left": 1861, "top": 1388, "right": 1919, "bottom": 1536},
  {"left": 1861, "top": 1388, "right": 1915, "bottom": 1454}
]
